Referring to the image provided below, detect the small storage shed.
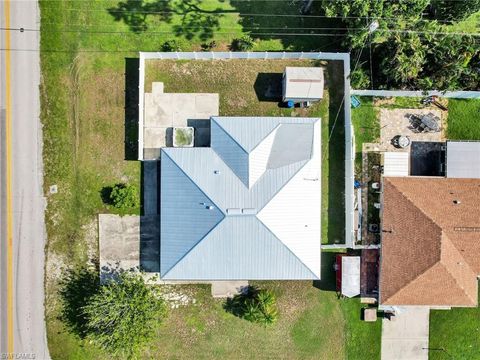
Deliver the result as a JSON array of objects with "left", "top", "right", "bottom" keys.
[
  {"left": 335, "top": 255, "right": 361, "bottom": 298},
  {"left": 282, "top": 67, "right": 324, "bottom": 103},
  {"left": 383, "top": 152, "right": 409, "bottom": 177}
]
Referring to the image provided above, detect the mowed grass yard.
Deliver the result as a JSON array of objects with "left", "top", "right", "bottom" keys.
[{"left": 40, "top": 1, "right": 376, "bottom": 359}]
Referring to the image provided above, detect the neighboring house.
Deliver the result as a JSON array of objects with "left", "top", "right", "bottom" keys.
[
  {"left": 282, "top": 67, "right": 324, "bottom": 103},
  {"left": 160, "top": 116, "right": 321, "bottom": 280},
  {"left": 379, "top": 176, "right": 480, "bottom": 307}
]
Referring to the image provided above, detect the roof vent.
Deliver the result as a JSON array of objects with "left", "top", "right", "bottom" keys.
[
  {"left": 453, "top": 200, "right": 461, "bottom": 205},
  {"left": 206, "top": 205, "right": 214, "bottom": 210},
  {"left": 214, "top": 170, "right": 220, "bottom": 174}
]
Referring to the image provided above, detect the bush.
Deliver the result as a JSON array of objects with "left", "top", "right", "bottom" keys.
[
  {"left": 224, "top": 286, "right": 278, "bottom": 325},
  {"left": 350, "top": 67, "right": 371, "bottom": 89},
  {"left": 109, "top": 183, "right": 139, "bottom": 209},
  {"left": 82, "top": 271, "right": 167, "bottom": 357},
  {"left": 230, "top": 35, "right": 255, "bottom": 51},
  {"left": 201, "top": 40, "right": 217, "bottom": 51},
  {"left": 161, "top": 40, "right": 181, "bottom": 52}
]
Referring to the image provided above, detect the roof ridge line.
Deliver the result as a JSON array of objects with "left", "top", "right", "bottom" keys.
[
  {"left": 439, "top": 234, "right": 477, "bottom": 304},
  {"left": 387, "top": 178, "right": 444, "bottom": 230},
  {"left": 383, "top": 261, "right": 440, "bottom": 303},
  {"left": 160, "top": 151, "right": 226, "bottom": 278},
  {"left": 255, "top": 217, "right": 320, "bottom": 279},
  {"left": 256, "top": 159, "right": 310, "bottom": 214},
  {"left": 211, "top": 117, "right": 250, "bottom": 153}
]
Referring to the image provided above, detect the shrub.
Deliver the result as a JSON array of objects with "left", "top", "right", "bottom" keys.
[
  {"left": 230, "top": 35, "right": 255, "bottom": 51},
  {"left": 109, "top": 183, "right": 139, "bottom": 209},
  {"left": 161, "top": 40, "right": 181, "bottom": 52},
  {"left": 82, "top": 271, "right": 167, "bottom": 357},
  {"left": 350, "top": 67, "right": 371, "bottom": 89},
  {"left": 225, "top": 286, "right": 278, "bottom": 325},
  {"left": 201, "top": 40, "right": 217, "bottom": 51}
]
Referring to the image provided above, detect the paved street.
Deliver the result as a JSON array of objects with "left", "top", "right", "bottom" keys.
[{"left": 0, "top": 0, "right": 50, "bottom": 358}]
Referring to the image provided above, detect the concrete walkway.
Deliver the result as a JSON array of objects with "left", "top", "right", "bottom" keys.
[{"left": 381, "top": 307, "right": 430, "bottom": 360}]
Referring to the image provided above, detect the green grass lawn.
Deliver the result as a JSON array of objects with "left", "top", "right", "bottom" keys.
[
  {"left": 429, "top": 306, "right": 480, "bottom": 360},
  {"left": 446, "top": 99, "right": 480, "bottom": 140},
  {"left": 351, "top": 97, "right": 380, "bottom": 171}
]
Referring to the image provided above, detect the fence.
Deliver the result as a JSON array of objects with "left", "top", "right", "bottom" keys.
[
  {"left": 351, "top": 89, "right": 480, "bottom": 99},
  {"left": 138, "top": 51, "right": 355, "bottom": 248}
]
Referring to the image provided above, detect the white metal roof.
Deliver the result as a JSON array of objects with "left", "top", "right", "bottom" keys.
[
  {"left": 447, "top": 141, "right": 480, "bottom": 178},
  {"left": 341, "top": 256, "right": 360, "bottom": 298},
  {"left": 160, "top": 117, "right": 322, "bottom": 280},
  {"left": 383, "top": 152, "right": 409, "bottom": 177},
  {"left": 284, "top": 67, "right": 324, "bottom": 101}
]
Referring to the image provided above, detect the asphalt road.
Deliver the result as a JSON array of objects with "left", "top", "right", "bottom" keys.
[{"left": 0, "top": 1, "right": 50, "bottom": 359}]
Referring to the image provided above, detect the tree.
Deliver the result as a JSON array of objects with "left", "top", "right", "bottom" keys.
[
  {"left": 380, "top": 33, "right": 426, "bottom": 88},
  {"left": 319, "top": 0, "right": 480, "bottom": 90},
  {"left": 224, "top": 286, "right": 278, "bottom": 325},
  {"left": 320, "top": 0, "right": 430, "bottom": 48},
  {"left": 430, "top": 0, "right": 480, "bottom": 22},
  {"left": 82, "top": 271, "right": 167, "bottom": 357},
  {"left": 109, "top": 183, "right": 139, "bottom": 209}
]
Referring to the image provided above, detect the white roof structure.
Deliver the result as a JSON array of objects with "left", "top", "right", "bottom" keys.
[
  {"left": 283, "top": 67, "right": 324, "bottom": 102},
  {"left": 160, "top": 116, "right": 321, "bottom": 280},
  {"left": 383, "top": 152, "right": 409, "bottom": 177},
  {"left": 341, "top": 256, "right": 360, "bottom": 298},
  {"left": 447, "top": 141, "right": 480, "bottom": 178}
]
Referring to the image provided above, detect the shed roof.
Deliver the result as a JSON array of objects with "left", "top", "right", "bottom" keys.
[
  {"left": 160, "top": 117, "right": 321, "bottom": 280},
  {"left": 447, "top": 141, "right": 480, "bottom": 178},
  {"left": 383, "top": 152, "right": 409, "bottom": 177},
  {"left": 284, "top": 67, "right": 324, "bottom": 100},
  {"left": 379, "top": 177, "right": 480, "bottom": 307},
  {"left": 341, "top": 256, "right": 361, "bottom": 298}
]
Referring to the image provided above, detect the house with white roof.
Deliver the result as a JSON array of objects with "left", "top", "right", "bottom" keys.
[{"left": 160, "top": 116, "right": 322, "bottom": 280}]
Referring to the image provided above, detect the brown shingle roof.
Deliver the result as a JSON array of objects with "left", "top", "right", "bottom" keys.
[{"left": 380, "top": 177, "right": 480, "bottom": 306}]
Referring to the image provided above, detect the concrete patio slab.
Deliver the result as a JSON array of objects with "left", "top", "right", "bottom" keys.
[
  {"left": 211, "top": 281, "right": 249, "bottom": 298},
  {"left": 144, "top": 127, "right": 167, "bottom": 149},
  {"left": 378, "top": 108, "right": 444, "bottom": 152},
  {"left": 143, "top": 82, "right": 219, "bottom": 157},
  {"left": 99, "top": 214, "right": 160, "bottom": 280},
  {"left": 381, "top": 307, "right": 430, "bottom": 360}
]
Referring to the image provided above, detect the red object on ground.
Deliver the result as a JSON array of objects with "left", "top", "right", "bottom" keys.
[{"left": 335, "top": 254, "right": 343, "bottom": 292}]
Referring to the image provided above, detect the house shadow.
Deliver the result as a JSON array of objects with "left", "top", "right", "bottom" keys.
[
  {"left": 313, "top": 251, "right": 338, "bottom": 292},
  {"left": 253, "top": 73, "right": 283, "bottom": 102},
  {"left": 187, "top": 119, "right": 211, "bottom": 147},
  {"left": 326, "top": 61, "right": 346, "bottom": 245},
  {"left": 139, "top": 161, "right": 161, "bottom": 273},
  {"left": 124, "top": 58, "right": 139, "bottom": 160}
]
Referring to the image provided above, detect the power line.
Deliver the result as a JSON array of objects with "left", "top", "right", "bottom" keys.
[
  {"left": 43, "top": 6, "right": 480, "bottom": 23},
  {"left": 3, "top": 27, "right": 479, "bottom": 38}
]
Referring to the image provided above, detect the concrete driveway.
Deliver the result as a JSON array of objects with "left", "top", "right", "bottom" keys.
[{"left": 381, "top": 307, "right": 430, "bottom": 360}]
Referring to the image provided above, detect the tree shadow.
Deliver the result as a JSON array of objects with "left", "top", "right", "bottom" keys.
[
  {"left": 108, "top": 0, "right": 233, "bottom": 41},
  {"left": 125, "top": 58, "right": 139, "bottom": 160},
  {"left": 59, "top": 265, "right": 100, "bottom": 337},
  {"left": 230, "top": 1, "right": 346, "bottom": 51}
]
